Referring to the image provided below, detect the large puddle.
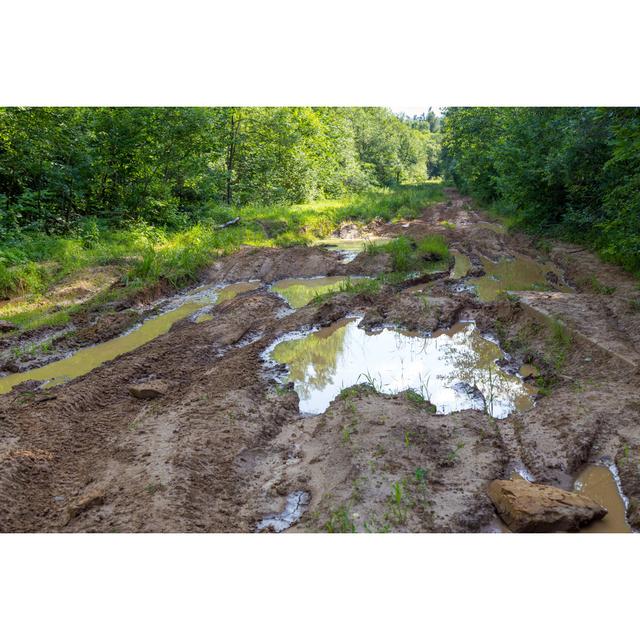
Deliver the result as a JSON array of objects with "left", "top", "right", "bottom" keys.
[
  {"left": 0, "top": 281, "right": 259, "bottom": 394},
  {"left": 271, "top": 276, "right": 369, "bottom": 309},
  {"left": 574, "top": 464, "right": 631, "bottom": 533},
  {"left": 267, "top": 319, "right": 535, "bottom": 417},
  {"left": 468, "top": 253, "right": 569, "bottom": 301}
]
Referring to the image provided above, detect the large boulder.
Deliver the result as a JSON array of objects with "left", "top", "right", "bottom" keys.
[{"left": 487, "top": 475, "right": 607, "bottom": 532}]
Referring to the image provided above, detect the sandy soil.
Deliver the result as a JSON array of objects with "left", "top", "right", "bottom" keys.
[{"left": 1, "top": 188, "right": 639, "bottom": 532}]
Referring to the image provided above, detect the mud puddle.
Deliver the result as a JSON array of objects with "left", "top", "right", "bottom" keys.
[
  {"left": 574, "top": 464, "right": 631, "bottom": 533},
  {"left": 271, "top": 276, "right": 369, "bottom": 308},
  {"left": 451, "top": 250, "right": 472, "bottom": 279},
  {"left": 256, "top": 491, "right": 310, "bottom": 532},
  {"left": 0, "top": 281, "right": 259, "bottom": 394},
  {"left": 267, "top": 319, "right": 535, "bottom": 417},
  {"left": 468, "top": 253, "right": 570, "bottom": 301},
  {"left": 314, "top": 237, "right": 387, "bottom": 263}
]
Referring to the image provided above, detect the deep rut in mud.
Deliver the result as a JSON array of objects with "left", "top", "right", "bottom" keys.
[{"left": 1, "top": 188, "right": 639, "bottom": 533}]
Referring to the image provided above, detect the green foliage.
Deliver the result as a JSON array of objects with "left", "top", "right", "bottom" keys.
[
  {"left": 442, "top": 107, "right": 640, "bottom": 274},
  {"left": 0, "top": 107, "right": 441, "bottom": 238},
  {"left": 324, "top": 506, "right": 356, "bottom": 533},
  {"left": 367, "top": 233, "right": 449, "bottom": 273}
]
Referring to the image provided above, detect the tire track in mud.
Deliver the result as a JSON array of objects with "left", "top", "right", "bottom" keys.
[{"left": 2, "top": 187, "right": 640, "bottom": 532}]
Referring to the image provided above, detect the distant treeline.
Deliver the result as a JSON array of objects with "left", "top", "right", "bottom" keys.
[
  {"left": 0, "top": 107, "right": 441, "bottom": 235},
  {"left": 441, "top": 107, "right": 640, "bottom": 273}
]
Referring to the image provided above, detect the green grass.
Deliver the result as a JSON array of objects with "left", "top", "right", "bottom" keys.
[
  {"left": 365, "top": 234, "right": 449, "bottom": 273},
  {"left": 0, "top": 183, "right": 444, "bottom": 328}
]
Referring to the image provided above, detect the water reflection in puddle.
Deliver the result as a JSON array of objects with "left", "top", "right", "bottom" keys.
[
  {"left": 271, "top": 276, "right": 369, "bottom": 308},
  {"left": 574, "top": 464, "right": 631, "bottom": 533},
  {"left": 468, "top": 253, "right": 569, "bottom": 301},
  {"left": 451, "top": 251, "right": 472, "bottom": 279},
  {"left": 0, "top": 281, "right": 259, "bottom": 394},
  {"left": 268, "top": 319, "right": 535, "bottom": 417},
  {"left": 314, "top": 238, "right": 387, "bottom": 263}
]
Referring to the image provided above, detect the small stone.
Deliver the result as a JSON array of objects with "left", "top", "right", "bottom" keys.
[
  {"left": 128, "top": 380, "right": 168, "bottom": 399},
  {"left": 2, "top": 360, "right": 20, "bottom": 373},
  {"left": 65, "top": 490, "right": 105, "bottom": 524},
  {"left": 487, "top": 475, "right": 607, "bottom": 532}
]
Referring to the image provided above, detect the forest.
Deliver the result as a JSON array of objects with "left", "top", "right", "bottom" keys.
[
  {"left": 441, "top": 107, "right": 640, "bottom": 273},
  {"left": 0, "top": 107, "right": 442, "bottom": 302}
]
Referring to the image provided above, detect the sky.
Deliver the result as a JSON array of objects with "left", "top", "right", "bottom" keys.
[{"left": 388, "top": 106, "right": 442, "bottom": 117}]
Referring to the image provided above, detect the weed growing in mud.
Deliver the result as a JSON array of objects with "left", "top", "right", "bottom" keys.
[
  {"left": 365, "top": 234, "right": 449, "bottom": 273},
  {"left": 404, "top": 431, "right": 413, "bottom": 448},
  {"left": 374, "top": 444, "right": 386, "bottom": 458},
  {"left": 629, "top": 298, "right": 640, "bottom": 313},
  {"left": 324, "top": 505, "right": 357, "bottom": 533},
  {"left": 582, "top": 275, "right": 616, "bottom": 295},
  {"left": 385, "top": 480, "right": 409, "bottom": 526},
  {"left": 341, "top": 424, "right": 355, "bottom": 444},
  {"left": 311, "top": 277, "right": 382, "bottom": 305},
  {"left": 357, "top": 370, "right": 382, "bottom": 393},
  {"left": 445, "top": 442, "right": 465, "bottom": 465},
  {"left": 440, "top": 220, "right": 456, "bottom": 230},
  {"left": 549, "top": 318, "right": 572, "bottom": 369},
  {"left": 337, "top": 385, "right": 360, "bottom": 400}
]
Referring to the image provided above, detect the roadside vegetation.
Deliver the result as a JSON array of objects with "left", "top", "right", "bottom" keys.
[
  {"left": 0, "top": 106, "right": 444, "bottom": 329},
  {"left": 0, "top": 183, "right": 444, "bottom": 329},
  {"left": 441, "top": 107, "right": 640, "bottom": 275}
]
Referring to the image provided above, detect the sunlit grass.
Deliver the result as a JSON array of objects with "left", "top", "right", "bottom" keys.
[{"left": 0, "top": 182, "right": 444, "bottom": 328}]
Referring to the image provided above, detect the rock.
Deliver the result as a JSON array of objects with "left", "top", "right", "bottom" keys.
[
  {"left": 65, "top": 490, "right": 105, "bottom": 524},
  {"left": 1, "top": 360, "right": 20, "bottom": 373},
  {"left": 487, "top": 476, "right": 607, "bottom": 532},
  {"left": 128, "top": 380, "right": 168, "bottom": 399},
  {"left": 0, "top": 320, "right": 17, "bottom": 333}
]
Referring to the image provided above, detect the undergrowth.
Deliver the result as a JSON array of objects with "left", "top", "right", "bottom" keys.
[{"left": 0, "top": 183, "right": 444, "bottom": 327}]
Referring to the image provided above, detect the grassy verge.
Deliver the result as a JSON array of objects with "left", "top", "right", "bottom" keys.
[{"left": 0, "top": 182, "right": 443, "bottom": 329}]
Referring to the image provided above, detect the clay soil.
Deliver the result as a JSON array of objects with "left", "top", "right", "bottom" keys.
[{"left": 2, "top": 188, "right": 639, "bottom": 532}]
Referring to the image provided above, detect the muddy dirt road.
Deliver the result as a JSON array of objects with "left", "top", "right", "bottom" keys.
[{"left": 2, "top": 188, "right": 639, "bottom": 532}]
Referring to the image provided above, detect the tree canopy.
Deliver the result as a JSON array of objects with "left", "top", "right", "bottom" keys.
[
  {"left": 0, "top": 107, "right": 441, "bottom": 236},
  {"left": 441, "top": 107, "right": 640, "bottom": 273}
]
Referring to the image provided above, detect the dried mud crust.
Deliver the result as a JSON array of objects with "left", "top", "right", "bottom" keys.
[{"left": 1, "top": 188, "right": 640, "bottom": 532}]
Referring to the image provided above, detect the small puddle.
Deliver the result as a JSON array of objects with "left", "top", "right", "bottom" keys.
[
  {"left": 266, "top": 319, "right": 535, "bottom": 417},
  {"left": 256, "top": 490, "right": 310, "bottom": 532},
  {"left": 451, "top": 251, "right": 472, "bottom": 279},
  {"left": 468, "top": 253, "right": 569, "bottom": 301},
  {"left": 271, "top": 276, "right": 369, "bottom": 309},
  {"left": 314, "top": 237, "right": 387, "bottom": 263},
  {"left": 0, "top": 281, "right": 259, "bottom": 394},
  {"left": 574, "top": 464, "right": 631, "bottom": 533}
]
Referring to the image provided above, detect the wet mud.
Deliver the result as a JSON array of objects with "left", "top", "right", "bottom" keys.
[{"left": 1, "top": 187, "right": 639, "bottom": 533}]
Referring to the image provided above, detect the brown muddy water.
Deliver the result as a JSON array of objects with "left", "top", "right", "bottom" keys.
[
  {"left": 574, "top": 464, "right": 631, "bottom": 533},
  {"left": 0, "top": 281, "right": 259, "bottom": 394},
  {"left": 271, "top": 276, "right": 369, "bottom": 308},
  {"left": 468, "top": 252, "right": 569, "bottom": 301},
  {"left": 267, "top": 319, "right": 535, "bottom": 418}
]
